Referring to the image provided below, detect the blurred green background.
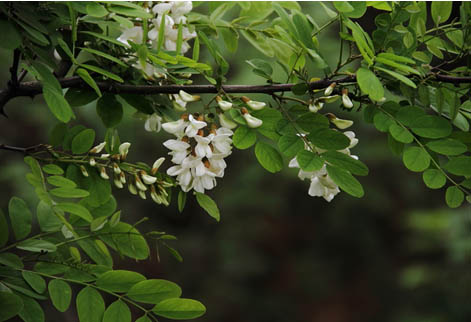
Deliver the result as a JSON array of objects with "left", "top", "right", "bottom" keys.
[{"left": 1, "top": 2, "right": 470, "bottom": 322}]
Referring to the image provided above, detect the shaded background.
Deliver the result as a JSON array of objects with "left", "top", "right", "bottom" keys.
[{"left": 1, "top": 2, "right": 470, "bottom": 322}]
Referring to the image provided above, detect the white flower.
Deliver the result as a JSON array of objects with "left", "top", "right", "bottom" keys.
[
  {"left": 243, "top": 113, "right": 263, "bottom": 128},
  {"left": 309, "top": 101, "right": 324, "bottom": 113},
  {"left": 328, "top": 115, "right": 353, "bottom": 129},
  {"left": 89, "top": 142, "right": 106, "bottom": 154},
  {"left": 218, "top": 113, "right": 237, "bottom": 129},
  {"left": 324, "top": 82, "right": 336, "bottom": 96},
  {"left": 162, "top": 118, "right": 188, "bottom": 138},
  {"left": 151, "top": 157, "right": 165, "bottom": 174},
  {"left": 117, "top": 26, "right": 144, "bottom": 46},
  {"left": 344, "top": 131, "right": 358, "bottom": 149},
  {"left": 152, "top": 2, "right": 172, "bottom": 15},
  {"left": 194, "top": 134, "right": 214, "bottom": 158},
  {"left": 133, "top": 62, "right": 157, "bottom": 79},
  {"left": 163, "top": 139, "right": 190, "bottom": 164},
  {"left": 342, "top": 89, "right": 353, "bottom": 108},
  {"left": 185, "top": 114, "right": 207, "bottom": 137},
  {"left": 192, "top": 159, "right": 217, "bottom": 193},
  {"left": 179, "top": 90, "right": 200, "bottom": 102},
  {"left": 145, "top": 113, "right": 162, "bottom": 132},
  {"left": 119, "top": 142, "right": 131, "bottom": 160},
  {"left": 99, "top": 166, "right": 109, "bottom": 180},
  {"left": 216, "top": 96, "right": 232, "bottom": 111},
  {"left": 171, "top": 1, "right": 193, "bottom": 17},
  {"left": 212, "top": 127, "right": 233, "bottom": 155},
  {"left": 172, "top": 94, "right": 187, "bottom": 111},
  {"left": 141, "top": 171, "right": 157, "bottom": 185},
  {"left": 242, "top": 96, "right": 266, "bottom": 110}
]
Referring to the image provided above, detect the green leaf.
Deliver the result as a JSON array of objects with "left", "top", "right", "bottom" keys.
[
  {"left": 409, "top": 115, "right": 452, "bottom": 139},
  {"left": 43, "top": 87, "right": 75, "bottom": 123},
  {"left": 56, "top": 203, "right": 92, "bottom": 222},
  {"left": 356, "top": 67, "right": 384, "bottom": 101},
  {"left": 255, "top": 142, "right": 283, "bottom": 173},
  {"left": 293, "top": 12, "right": 314, "bottom": 49},
  {"left": 153, "top": 298, "right": 206, "bottom": 320},
  {"left": 17, "top": 295, "right": 44, "bottom": 322},
  {"left": 0, "top": 252, "right": 23, "bottom": 268},
  {"left": 0, "top": 210, "right": 8, "bottom": 248},
  {"left": 76, "top": 287, "right": 105, "bottom": 322},
  {"left": 233, "top": 126, "right": 257, "bottom": 150},
  {"left": 177, "top": 190, "right": 186, "bottom": 213},
  {"left": 16, "top": 20, "right": 48, "bottom": 46},
  {"left": 291, "top": 83, "right": 308, "bottom": 96},
  {"left": 76, "top": 68, "right": 102, "bottom": 97},
  {"left": 97, "top": 94, "right": 123, "bottom": 128},
  {"left": 246, "top": 58, "right": 273, "bottom": 77},
  {"left": 77, "top": 239, "right": 112, "bottom": 267},
  {"left": 48, "top": 280, "right": 72, "bottom": 312},
  {"left": 71, "top": 129, "right": 95, "bottom": 154},
  {"left": 42, "top": 164, "right": 64, "bottom": 175},
  {"left": 402, "top": 146, "right": 430, "bottom": 172},
  {"left": 426, "top": 138, "right": 467, "bottom": 156},
  {"left": 334, "top": 1, "right": 354, "bottom": 12},
  {"left": 37, "top": 201, "right": 62, "bottom": 232},
  {"left": 377, "top": 53, "right": 415, "bottom": 65},
  {"left": 102, "top": 300, "right": 131, "bottom": 322},
  {"left": 388, "top": 123, "right": 414, "bottom": 143},
  {"left": 308, "top": 129, "right": 351, "bottom": 150},
  {"left": 136, "top": 316, "right": 152, "bottom": 322},
  {"left": 86, "top": 2, "right": 108, "bottom": 17},
  {"left": 195, "top": 192, "right": 220, "bottom": 222},
  {"left": 220, "top": 27, "right": 238, "bottom": 53},
  {"left": 296, "top": 113, "right": 329, "bottom": 132},
  {"left": 17, "top": 239, "right": 57, "bottom": 253},
  {"left": 108, "top": 5, "right": 152, "bottom": 19},
  {"left": 396, "top": 106, "right": 425, "bottom": 126},
  {"left": 375, "top": 57, "right": 421, "bottom": 75},
  {"left": 326, "top": 165, "right": 364, "bottom": 198},
  {"left": 9, "top": 197, "right": 32, "bottom": 240},
  {"left": 47, "top": 175, "right": 77, "bottom": 188},
  {"left": 21, "top": 271, "right": 46, "bottom": 294},
  {"left": 443, "top": 156, "right": 471, "bottom": 176},
  {"left": 80, "top": 31, "right": 126, "bottom": 47},
  {"left": 431, "top": 1, "right": 452, "bottom": 25},
  {"left": 322, "top": 151, "right": 369, "bottom": 176},
  {"left": 278, "top": 134, "right": 304, "bottom": 158},
  {"left": 49, "top": 123, "right": 68, "bottom": 147},
  {"left": 96, "top": 270, "right": 146, "bottom": 293},
  {"left": 50, "top": 187, "right": 90, "bottom": 198},
  {"left": 65, "top": 89, "right": 98, "bottom": 108},
  {"left": 422, "top": 169, "right": 446, "bottom": 189},
  {"left": 375, "top": 66, "right": 416, "bottom": 88},
  {"left": 0, "top": 291, "right": 23, "bottom": 321},
  {"left": 100, "top": 222, "right": 149, "bottom": 260},
  {"left": 445, "top": 186, "right": 464, "bottom": 208},
  {"left": 296, "top": 150, "right": 324, "bottom": 172},
  {"left": 81, "top": 64, "right": 124, "bottom": 83},
  {"left": 127, "top": 279, "right": 182, "bottom": 304},
  {"left": 0, "top": 20, "right": 22, "bottom": 50}
]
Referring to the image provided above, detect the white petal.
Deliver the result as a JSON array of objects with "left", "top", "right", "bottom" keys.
[{"left": 308, "top": 177, "right": 325, "bottom": 197}]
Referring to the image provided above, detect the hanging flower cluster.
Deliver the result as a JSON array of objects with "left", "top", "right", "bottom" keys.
[
  {"left": 163, "top": 114, "right": 234, "bottom": 193},
  {"left": 117, "top": 1, "right": 196, "bottom": 77},
  {"left": 86, "top": 142, "right": 170, "bottom": 205},
  {"left": 289, "top": 130, "right": 359, "bottom": 202}
]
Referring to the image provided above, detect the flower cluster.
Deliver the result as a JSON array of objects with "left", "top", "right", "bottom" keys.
[
  {"left": 117, "top": 1, "right": 196, "bottom": 78},
  {"left": 86, "top": 142, "right": 170, "bottom": 205},
  {"left": 289, "top": 131, "right": 359, "bottom": 202},
  {"left": 162, "top": 114, "right": 233, "bottom": 193}
]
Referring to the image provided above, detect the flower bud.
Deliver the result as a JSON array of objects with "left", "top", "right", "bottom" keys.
[
  {"left": 309, "top": 101, "right": 324, "bottom": 113},
  {"left": 151, "top": 157, "right": 165, "bottom": 175},
  {"left": 138, "top": 190, "right": 147, "bottom": 200},
  {"left": 216, "top": 96, "right": 233, "bottom": 111},
  {"left": 128, "top": 182, "right": 138, "bottom": 195},
  {"left": 135, "top": 175, "right": 147, "bottom": 191},
  {"left": 150, "top": 185, "right": 162, "bottom": 204},
  {"left": 173, "top": 100, "right": 187, "bottom": 111},
  {"left": 140, "top": 170, "right": 157, "bottom": 185},
  {"left": 89, "top": 157, "right": 96, "bottom": 167},
  {"left": 242, "top": 96, "right": 266, "bottom": 110},
  {"left": 119, "top": 172, "right": 126, "bottom": 184},
  {"left": 79, "top": 165, "right": 89, "bottom": 177},
  {"left": 242, "top": 112, "right": 263, "bottom": 128},
  {"left": 112, "top": 163, "right": 121, "bottom": 175},
  {"left": 342, "top": 89, "right": 353, "bottom": 109},
  {"left": 218, "top": 113, "right": 237, "bottom": 129},
  {"left": 99, "top": 166, "right": 109, "bottom": 180},
  {"left": 89, "top": 142, "right": 106, "bottom": 154},
  {"left": 100, "top": 153, "right": 110, "bottom": 159},
  {"left": 324, "top": 82, "right": 336, "bottom": 96},
  {"left": 114, "top": 176, "right": 124, "bottom": 189},
  {"left": 319, "top": 95, "right": 340, "bottom": 103},
  {"left": 326, "top": 113, "right": 354, "bottom": 129},
  {"left": 119, "top": 142, "right": 131, "bottom": 160},
  {"left": 179, "top": 90, "right": 200, "bottom": 102}
]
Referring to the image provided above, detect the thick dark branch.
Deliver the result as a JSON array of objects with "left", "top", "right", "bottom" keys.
[
  {"left": 9, "top": 49, "right": 20, "bottom": 87},
  {"left": 0, "top": 143, "right": 42, "bottom": 154},
  {"left": 434, "top": 74, "right": 471, "bottom": 84}
]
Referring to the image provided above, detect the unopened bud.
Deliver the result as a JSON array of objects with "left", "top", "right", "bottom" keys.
[
  {"left": 242, "top": 96, "right": 266, "bottom": 110},
  {"left": 326, "top": 113, "right": 354, "bottom": 129},
  {"left": 151, "top": 157, "right": 165, "bottom": 175},
  {"left": 89, "top": 157, "right": 96, "bottom": 167},
  {"left": 128, "top": 182, "right": 138, "bottom": 195},
  {"left": 119, "top": 142, "right": 131, "bottom": 160},
  {"left": 138, "top": 190, "right": 147, "bottom": 200},
  {"left": 218, "top": 113, "right": 237, "bottom": 129},
  {"left": 119, "top": 172, "right": 126, "bottom": 184},
  {"left": 342, "top": 89, "right": 353, "bottom": 109},
  {"left": 179, "top": 90, "right": 200, "bottom": 102},
  {"left": 112, "top": 163, "right": 121, "bottom": 175},
  {"left": 216, "top": 96, "right": 233, "bottom": 111},
  {"left": 135, "top": 175, "right": 147, "bottom": 191},
  {"left": 324, "top": 82, "right": 336, "bottom": 96},
  {"left": 140, "top": 171, "right": 157, "bottom": 185},
  {"left": 309, "top": 101, "right": 324, "bottom": 113},
  {"left": 242, "top": 113, "right": 263, "bottom": 128},
  {"left": 114, "top": 176, "right": 123, "bottom": 189},
  {"left": 80, "top": 165, "right": 89, "bottom": 177},
  {"left": 89, "top": 142, "right": 106, "bottom": 154},
  {"left": 99, "top": 166, "right": 109, "bottom": 180}
]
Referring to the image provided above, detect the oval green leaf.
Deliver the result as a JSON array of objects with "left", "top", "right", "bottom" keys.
[
  {"left": 233, "top": 126, "right": 257, "bottom": 150},
  {"left": 356, "top": 67, "right": 384, "bottom": 101},
  {"left": 76, "top": 287, "right": 105, "bottom": 322},
  {"left": 0, "top": 291, "right": 23, "bottom": 321},
  {"left": 48, "top": 280, "right": 72, "bottom": 312},
  {"left": 96, "top": 270, "right": 146, "bottom": 293},
  {"left": 426, "top": 138, "right": 467, "bottom": 156},
  {"left": 445, "top": 186, "right": 464, "bottom": 208},
  {"left": 326, "top": 165, "right": 364, "bottom": 198},
  {"left": 278, "top": 134, "right": 304, "bottom": 158},
  {"left": 409, "top": 115, "right": 452, "bottom": 139},
  {"left": 72, "top": 129, "right": 96, "bottom": 154},
  {"left": 308, "top": 129, "right": 351, "bottom": 150},
  {"left": 254, "top": 142, "right": 283, "bottom": 173},
  {"left": 153, "top": 298, "right": 206, "bottom": 320},
  {"left": 127, "top": 279, "right": 182, "bottom": 304},
  {"left": 103, "top": 300, "right": 131, "bottom": 322},
  {"left": 422, "top": 169, "right": 446, "bottom": 189},
  {"left": 402, "top": 146, "right": 430, "bottom": 172},
  {"left": 9, "top": 197, "right": 32, "bottom": 240}
]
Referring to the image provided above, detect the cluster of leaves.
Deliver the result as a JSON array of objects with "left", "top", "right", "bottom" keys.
[{"left": 0, "top": 155, "right": 205, "bottom": 321}]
